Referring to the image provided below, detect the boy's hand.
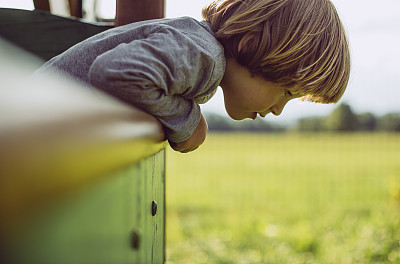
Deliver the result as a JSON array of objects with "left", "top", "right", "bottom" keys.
[{"left": 169, "top": 114, "right": 208, "bottom": 153}]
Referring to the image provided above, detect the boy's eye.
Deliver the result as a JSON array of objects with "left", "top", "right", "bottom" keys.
[{"left": 285, "top": 90, "right": 293, "bottom": 97}]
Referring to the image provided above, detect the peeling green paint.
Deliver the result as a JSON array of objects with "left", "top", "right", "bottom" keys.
[{"left": 6, "top": 150, "right": 165, "bottom": 264}]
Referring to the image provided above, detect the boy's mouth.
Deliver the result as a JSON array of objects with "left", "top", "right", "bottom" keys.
[{"left": 251, "top": 112, "right": 257, "bottom": 120}]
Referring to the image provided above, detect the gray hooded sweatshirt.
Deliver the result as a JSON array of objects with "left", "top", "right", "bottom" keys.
[{"left": 37, "top": 16, "right": 226, "bottom": 143}]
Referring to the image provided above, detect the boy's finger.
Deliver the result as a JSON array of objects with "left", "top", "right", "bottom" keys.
[{"left": 180, "top": 146, "right": 199, "bottom": 153}]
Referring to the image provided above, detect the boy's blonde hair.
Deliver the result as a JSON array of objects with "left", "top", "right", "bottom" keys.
[{"left": 202, "top": 0, "right": 350, "bottom": 103}]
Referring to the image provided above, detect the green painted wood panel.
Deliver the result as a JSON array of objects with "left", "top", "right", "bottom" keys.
[{"left": 4, "top": 149, "right": 165, "bottom": 264}]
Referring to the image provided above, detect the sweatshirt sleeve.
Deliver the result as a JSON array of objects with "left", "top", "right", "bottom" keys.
[{"left": 88, "top": 26, "right": 217, "bottom": 143}]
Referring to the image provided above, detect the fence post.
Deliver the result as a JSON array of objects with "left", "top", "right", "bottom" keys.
[
  {"left": 33, "top": 0, "right": 50, "bottom": 12},
  {"left": 115, "top": 0, "right": 165, "bottom": 26}
]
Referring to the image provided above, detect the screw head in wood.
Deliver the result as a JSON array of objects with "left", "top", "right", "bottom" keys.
[
  {"left": 152, "top": 200, "right": 158, "bottom": 216},
  {"left": 130, "top": 228, "right": 141, "bottom": 250}
]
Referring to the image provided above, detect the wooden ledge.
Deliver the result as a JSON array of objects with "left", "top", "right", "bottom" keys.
[{"left": 0, "top": 38, "right": 166, "bottom": 231}]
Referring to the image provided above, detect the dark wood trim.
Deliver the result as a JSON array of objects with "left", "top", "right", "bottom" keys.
[{"left": 0, "top": 8, "right": 113, "bottom": 61}]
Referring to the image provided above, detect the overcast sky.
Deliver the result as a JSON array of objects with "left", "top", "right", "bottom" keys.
[{"left": 1, "top": 0, "right": 399, "bottom": 123}]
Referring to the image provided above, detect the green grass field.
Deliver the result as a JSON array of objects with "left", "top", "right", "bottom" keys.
[{"left": 165, "top": 133, "right": 400, "bottom": 264}]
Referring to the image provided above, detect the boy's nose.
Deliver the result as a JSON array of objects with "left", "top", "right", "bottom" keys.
[
  {"left": 271, "top": 108, "right": 282, "bottom": 116},
  {"left": 271, "top": 100, "right": 288, "bottom": 116}
]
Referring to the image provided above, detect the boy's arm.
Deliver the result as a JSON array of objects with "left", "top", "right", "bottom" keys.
[
  {"left": 88, "top": 28, "right": 216, "bottom": 147},
  {"left": 169, "top": 113, "right": 208, "bottom": 153},
  {"left": 89, "top": 64, "right": 202, "bottom": 145}
]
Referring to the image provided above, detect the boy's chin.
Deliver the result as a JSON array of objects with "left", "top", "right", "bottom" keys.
[{"left": 226, "top": 111, "right": 250, "bottom": 121}]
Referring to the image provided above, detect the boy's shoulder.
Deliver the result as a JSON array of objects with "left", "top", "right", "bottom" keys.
[
  {"left": 117, "top": 16, "right": 223, "bottom": 57},
  {"left": 116, "top": 16, "right": 211, "bottom": 38},
  {"left": 167, "top": 17, "right": 223, "bottom": 58},
  {"left": 127, "top": 16, "right": 208, "bottom": 32}
]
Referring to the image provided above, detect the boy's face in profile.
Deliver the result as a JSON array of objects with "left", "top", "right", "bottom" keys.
[{"left": 219, "top": 58, "right": 296, "bottom": 121}]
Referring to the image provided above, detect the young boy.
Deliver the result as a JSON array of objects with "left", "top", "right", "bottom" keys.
[{"left": 36, "top": 0, "right": 350, "bottom": 153}]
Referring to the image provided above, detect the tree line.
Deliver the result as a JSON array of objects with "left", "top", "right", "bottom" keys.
[{"left": 205, "top": 103, "right": 400, "bottom": 133}]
